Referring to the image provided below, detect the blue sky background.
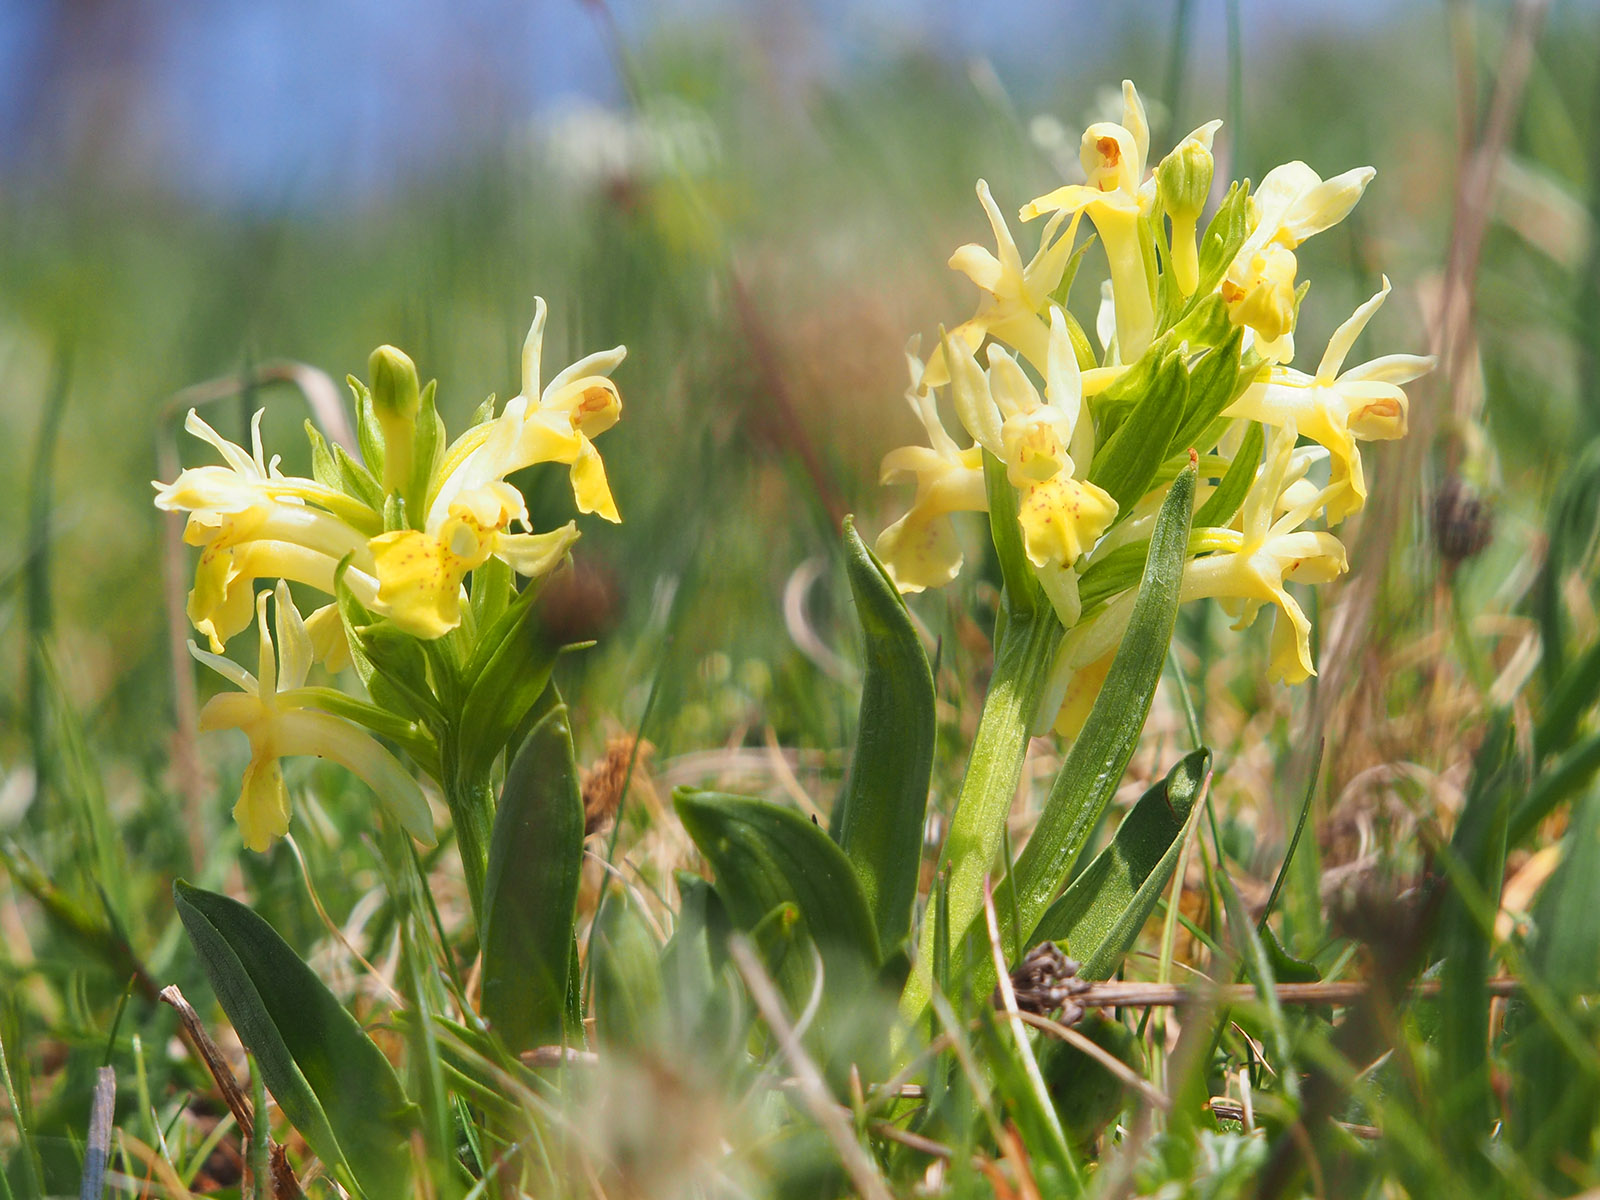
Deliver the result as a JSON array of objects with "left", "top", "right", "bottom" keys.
[{"left": 0, "top": 0, "right": 1427, "bottom": 207}]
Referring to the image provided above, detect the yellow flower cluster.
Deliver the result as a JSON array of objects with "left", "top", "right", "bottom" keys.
[
  {"left": 155, "top": 300, "right": 624, "bottom": 849},
  {"left": 876, "top": 81, "right": 1432, "bottom": 725}
]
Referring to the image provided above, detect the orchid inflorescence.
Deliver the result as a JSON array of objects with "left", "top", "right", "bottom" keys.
[
  {"left": 876, "top": 80, "right": 1433, "bottom": 732},
  {"left": 155, "top": 300, "right": 624, "bottom": 851}
]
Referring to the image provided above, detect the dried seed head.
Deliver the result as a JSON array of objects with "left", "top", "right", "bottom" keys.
[
  {"left": 1000, "top": 941, "right": 1091, "bottom": 1022},
  {"left": 1432, "top": 477, "right": 1494, "bottom": 566},
  {"left": 582, "top": 735, "right": 654, "bottom": 836}
]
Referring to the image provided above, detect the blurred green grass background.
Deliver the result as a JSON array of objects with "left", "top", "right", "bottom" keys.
[
  {"left": 1, "top": 0, "right": 1597, "bottom": 942},
  {"left": 7, "top": 1, "right": 1594, "bottom": 776}
]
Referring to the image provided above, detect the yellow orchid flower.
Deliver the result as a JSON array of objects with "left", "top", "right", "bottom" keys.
[
  {"left": 363, "top": 299, "right": 622, "bottom": 638},
  {"left": 425, "top": 298, "right": 624, "bottom": 528},
  {"left": 1225, "top": 277, "right": 1434, "bottom": 524},
  {"left": 1046, "top": 423, "right": 1344, "bottom": 727},
  {"left": 1180, "top": 423, "right": 1349, "bottom": 683},
  {"left": 192, "top": 582, "right": 434, "bottom": 852},
  {"left": 1246, "top": 160, "right": 1375, "bottom": 253},
  {"left": 876, "top": 340, "right": 987, "bottom": 592},
  {"left": 926, "top": 180, "right": 1076, "bottom": 385},
  {"left": 1021, "top": 80, "right": 1159, "bottom": 361},
  {"left": 156, "top": 409, "right": 378, "bottom": 536},
  {"left": 156, "top": 410, "right": 383, "bottom": 650},
  {"left": 945, "top": 310, "right": 1116, "bottom": 574},
  {"left": 1221, "top": 241, "right": 1299, "bottom": 362},
  {"left": 367, "top": 484, "right": 578, "bottom": 640},
  {"left": 501, "top": 296, "right": 625, "bottom": 522}
]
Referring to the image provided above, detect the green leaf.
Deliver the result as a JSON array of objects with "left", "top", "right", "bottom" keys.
[
  {"left": 593, "top": 897, "right": 666, "bottom": 1051},
  {"left": 1191, "top": 180, "right": 1252, "bottom": 301},
  {"left": 675, "top": 790, "right": 884, "bottom": 1080},
  {"left": 1435, "top": 715, "right": 1517, "bottom": 1174},
  {"left": 332, "top": 569, "right": 444, "bottom": 732},
  {"left": 306, "top": 419, "right": 340, "bottom": 492},
  {"left": 347, "top": 375, "right": 386, "bottom": 487},
  {"left": 1536, "top": 633, "right": 1600, "bottom": 761},
  {"left": 469, "top": 555, "right": 513, "bottom": 638},
  {"left": 333, "top": 442, "right": 385, "bottom": 514},
  {"left": 1535, "top": 441, "right": 1600, "bottom": 690},
  {"left": 1029, "top": 748, "right": 1209, "bottom": 979},
  {"left": 173, "top": 882, "right": 415, "bottom": 1198},
  {"left": 984, "top": 451, "right": 1039, "bottom": 617},
  {"left": 480, "top": 703, "right": 585, "bottom": 1053},
  {"left": 992, "top": 457, "right": 1196, "bottom": 973},
  {"left": 359, "top": 623, "right": 445, "bottom": 727},
  {"left": 1193, "top": 420, "right": 1264, "bottom": 529},
  {"left": 1089, "top": 337, "right": 1166, "bottom": 435},
  {"left": 453, "top": 578, "right": 561, "bottom": 785},
  {"left": 661, "top": 872, "right": 738, "bottom": 1048},
  {"left": 829, "top": 519, "right": 935, "bottom": 956},
  {"left": 1511, "top": 785, "right": 1600, "bottom": 1186},
  {"left": 405, "top": 378, "right": 445, "bottom": 528},
  {"left": 1079, "top": 528, "right": 1232, "bottom": 615},
  {"left": 1040, "top": 1013, "right": 1143, "bottom": 1154},
  {"left": 1167, "top": 326, "right": 1246, "bottom": 457},
  {"left": 1169, "top": 294, "right": 1233, "bottom": 347},
  {"left": 1088, "top": 344, "right": 1191, "bottom": 513},
  {"left": 676, "top": 791, "right": 879, "bottom": 976},
  {"left": 1509, "top": 726, "right": 1600, "bottom": 846},
  {"left": 902, "top": 602, "right": 1062, "bottom": 1027}
]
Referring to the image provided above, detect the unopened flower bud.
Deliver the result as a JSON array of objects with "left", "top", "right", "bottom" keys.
[
  {"left": 1156, "top": 120, "right": 1220, "bottom": 295},
  {"left": 370, "top": 344, "right": 420, "bottom": 421},
  {"left": 369, "top": 344, "right": 420, "bottom": 495}
]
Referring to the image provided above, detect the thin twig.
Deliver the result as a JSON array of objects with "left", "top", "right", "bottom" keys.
[
  {"left": 727, "top": 937, "right": 893, "bottom": 1200},
  {"left": 1070, "top": 976, "right": 1521, "bottom": 1010},
  {"left": 157, "top": 986, "right": 305, "bottom": 1200}
]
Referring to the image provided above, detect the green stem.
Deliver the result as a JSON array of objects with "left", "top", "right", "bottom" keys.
[
  {"left": 900, "top": 602, "right": 1061, "bottom": 1027},
  {"left": 442, "top": 760, "right": 494, "bottom": 934}
]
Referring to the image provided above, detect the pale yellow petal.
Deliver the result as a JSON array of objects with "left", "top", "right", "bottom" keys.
[
  {"left": 570, "top": 440, "right": 619, "bottom": 522},
  {"left": 1017, "top": 475, "right": 1118, "bottom": 568},
  {"left": 876, "top": 509, "right": 964, "bottom": 594},
  {"left": 495, "top": 521, "right": 580, "bottom": 579},
  {"left": 369, "top": 525, "right": 484, "bottom": 639},
  {"left": 235, "top": 757, "right": 292, "bottom": 853}
]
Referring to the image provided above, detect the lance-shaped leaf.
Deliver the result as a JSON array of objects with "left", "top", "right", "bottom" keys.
[
  {"left": 1167, "top": 325, "right": 1247, "bottom": 456},
  {"left": 453, "top": 578, "right": 561, "bottom": 785},
  {"left": 990, "top": 457, "right": 1196, "bottom": 976},
  {"left": 173, "top": 882, "right": 415, "bottom": 1199},
  {"left": 677, "top": 791, "right": 880, "bottom": 978},
  {"left": 1089, "top": 341, "right": 1190, "bottom": 514},
  {"left": 592, "top": 897, "right": 666, "bottom": 1052},
  {"left": 829, "top": 519, "right": 935, "bottom": 956},
  {"left": 1193, "top": 420, "right": 1264, "bottom": 530},
  {"left": 480, "top": 702, "right": 585, "bottom": 1053},
  {"left": 1511, "top": 784, "right": 1600, "bottom": 1188},
  {"left": 1029, "top": 748, "right": 1209, "bottom": 979},
  {"left": 676, "top": 789, "right": 884, "bottom": 1081}
]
